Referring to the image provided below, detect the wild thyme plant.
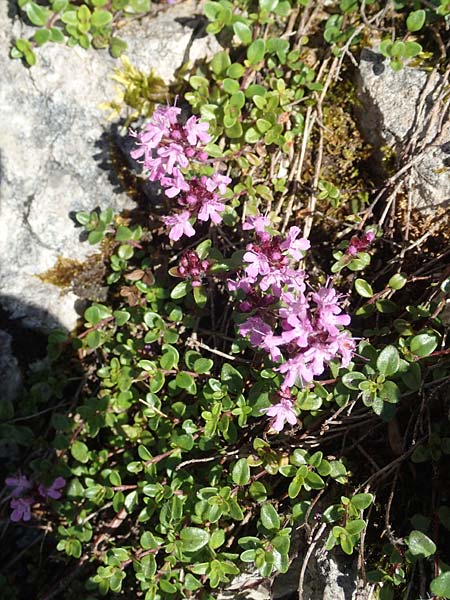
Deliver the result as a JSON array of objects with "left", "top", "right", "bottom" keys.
[{"left": 4, "top": 1, "right": 450, "bottom": 599}]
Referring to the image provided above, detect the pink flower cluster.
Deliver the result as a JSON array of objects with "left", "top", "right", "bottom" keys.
[
  {"left": 347, "top": 230, "right": 375, "bottom": 256},
  {"left": 5, "top": 474, "right": 65, "bottom": 522},
  {"left": 230, "top": 215, "right": 355, "bottom": 430},
  {"left": 130, "top": 104, "right": 231, "bottom": 241},
  {"left": 175, "top": 250, "right": 210, "bottom": 287}
]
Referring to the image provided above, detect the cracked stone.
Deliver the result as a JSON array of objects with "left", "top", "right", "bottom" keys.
[
  {"left": 0, "top": 0, "right": 220, "bottom": 331},
  {"left": 357, "top": 47, "right": 450, "bottom": 211}
]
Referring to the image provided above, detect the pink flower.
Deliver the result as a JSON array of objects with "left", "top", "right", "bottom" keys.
[
  {"left": 10, "top": 497, "right": 33, "bottom": 522},
  {"left": 5, "top": 474, "right": 32, "bottom": 497},
  {"left": 162, "top": 211, "right": 196, "bottom": 241},
  {"left": 239, "top": 316, "right": 272, "bottom": 347},
  {"left": 205, "top": 173, "right": 231, "bottom": 195},
  {"left": 239, "top": 316, "right": 284, "bottom": 361},
  {"left": 347, "top": 230, "right": 375, "bottom": 256},
  {"left": 263, "top": 398, "right": 297, "bottom": 432},
  {"left": 38, "top": 477, "right": 66, "bottom": 500},
  {"left": 157, "top": 143, "right": 189, "bottom": 174},
  {"left": 243, "top": 214, "right": 271, "bottom": 241},
  {"left": 334, "top": 331, "right": 355, "bottom": 367},
  {"left": 313, "top": 286, "right": 351, "bottom": 336},
  {"left": 276, "top": 354, "right": 314, "bottom": 387},
  {"left": 197, "top": 197, "right": 225, "bottom": 224},
  {"left": 153, "top": 103, "right": 182, "bottom": 126},
  {"left": 280, "top": 226, "right": 310, "bottom": 261},
  {"left": 184, "top": 116, "right": 212, "bottom": 146},
  {"left": 160, "top": 168, "right": 190, "bottom": 198},
  {"left": 243, "top": 248, "right": 271, "bottom": 279}
]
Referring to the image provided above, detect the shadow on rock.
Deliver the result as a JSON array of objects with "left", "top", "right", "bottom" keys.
[
  {"left": 92, "top": 123, "right": 169, "bottom": 228},
  {"left": 0, "top": 295, "right": 86, "bottom": 600},
  {"left": 359, "top": 48, "right": 385, "bottom": 76}
]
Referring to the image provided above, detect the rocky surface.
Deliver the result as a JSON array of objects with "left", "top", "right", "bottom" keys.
[
  {"left": 0, "top": 0, "right": 219, "bottom": 331},
  {"left": 357, "top": 47, "right": 450, "bottom": 211},
  {"left": 217, "top": 543, "right": 370, "bottom": 600}
]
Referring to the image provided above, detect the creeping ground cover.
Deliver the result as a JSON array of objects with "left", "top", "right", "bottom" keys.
[{"left": 4, "top": 0, "right": 450, "bottom": 599}]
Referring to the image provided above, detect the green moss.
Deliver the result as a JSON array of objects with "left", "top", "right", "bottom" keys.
[
  {"left": 39, "top": 254, "right": 107, "bottom": 301},
  {"left": 100, "top": 56, "right": 169, "bottom": 127}
]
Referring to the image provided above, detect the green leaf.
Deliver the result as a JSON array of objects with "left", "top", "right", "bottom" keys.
[
  {"left": 160, "top": 344, "right": 179, "bottom": 370},
  {"left": 288, "top": 474, "right": 304, "bottom": 499},
  {"left": 340, "top": 532, "right": 354, "bottom": 555},
  {"left": 351, "top": 493, "right": 374, "bottom": 510},
  {"left": 245, "top": 127, "right": 261, "bottom": 143},
  {"left": 85, "top": 305, "right": 101, "bottom": 325},
  {"left": 127, "top": 0, "right": 151, "bottom": 12},
  {"left": 171, "top": 281, "right": 190, "bottom": 299},
  {"left": 227, "top": 63, "right": 245, "bottom": 78},
  {"left": 400, "top": 361, "right": 421, "bottom": 391},
  {"left": 34, "top": 29, "right": 51, "bottom": 45},
  {"left": 52, "top": 0, "right": 69, "bottom": 10},
  {"left": 430, "top": 572, "right": 450, "bottom": 598},
  {"left": 233, "top": 21, "right": 252, "bottom": 45},
  {"left": 346, "top": 519, "right": 366, "bottom": 535},
  {"left": 410, "top": 332, "right": 438, "bottom": 357},
  {"left": 232, "top": 458, "right": 250, "bottom": 485},
  {"left": 91, "top": 9, "right": 113, "bottom": 28},
  {"left": 305, "top": 471, "right": 325, "bottom": 489},
  {"left": 124, "top": 490, "right": 138, "bottom": 513},
  {"left": 24, "top": 48, "right": 37, "bottom": 65},
  {"left": 406, "top": 9, "right": 426, "bottom": 33},
  {"left": 50, "top": 27, "right": 65, "bottom": 42},
  {"left": 221, "top": 363, "right": 243, "bottom": 394},
  {"left": 411, "top": 445, "right": 430, "bottom": 463},
  {"left": 377, "top": 346, "right": 400, "bottom": 376},
  {"left": 193, "top": 285, "right": 208, "bottom": 308},
  {"left": 115, "top": 226, "right": 132, "bottom": 241},
  {"left": 175, "top": 372, "right": 195, "bottom": 391},
  {"left": 86, "top": 330, "right": 102, "bottom": 349},
  {"left": 260, "top": 0, "right": 278, "bottom": 9},
  {"left": 380, "top": 380, "right": 400, "bottom": 404},
  {"left": 26, "top": 2, "right": 50, "bottom": 26},
  {"left": 61, "top": 9, "right": 78, "bottom": 25},
  {"left": 180, "top": 527, "right": 210, "bottom": 552},
  {"left": 194, "top": 358, "right": 213, "bottom": 374},
  {"left": 209, "top": 529, "right": 225, "bottom": 549},
  {"left": 11, "top": 45, "right": 24, "bottom": 59},
  {"left": 110, "top": 37, "right": 127, "bottom": 58},
  {"left": 88, "top": 230, "right": 103, "bottom": 245},
  {"left": 211, "top": 51, "right": 231, "bottom": 76},
  {"left": 406, "top": 530, "right": 436, "bottom": 557},
  {"left": 403, "top": 41, "right": 422, "bottom": 58},
  {"left": 71, "top": 440, "right": 89, "bottom": 463},
  {"left": 256, "top": 118, "right": 272, "bottom": 133},
  {"left": 229, "top": 91, "right": 245, "bottom": 109},
  {"left": 223, "top": 78, "right": 240, "bottom": 94},
  {"left": 247, "top": 39, "right": 266, "bottom": 65},
  {"left": 341, "top": 371, "right": 366, "bottom": 390},
  {"left": 140, "top": 531, "right": 159, "bottom": 550},
  {"left": 388, "top": 273, "right": 407, "bottom": 290},
  {"left": 355, "top": 278, "right": 373, "bottom": 298},
  {"left": 260, "top": 503, "right": 280, "bottom": 530},
  {"left": 228, "top": 498, "right": 244, "bottom": 521}
]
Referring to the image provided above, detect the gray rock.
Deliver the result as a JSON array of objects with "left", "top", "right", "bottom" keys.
[
  {"left": 216, "top": 539, "right": 372, "bottom": 600},
  {"left": 216, "top": 571, "right": 271, "bottom": 600},
  {"left": 0, "top": 0, "right": 220, "bottom": 331},
  {"left": 357, "top": 47, "right": 450, "bottom": 211}
]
